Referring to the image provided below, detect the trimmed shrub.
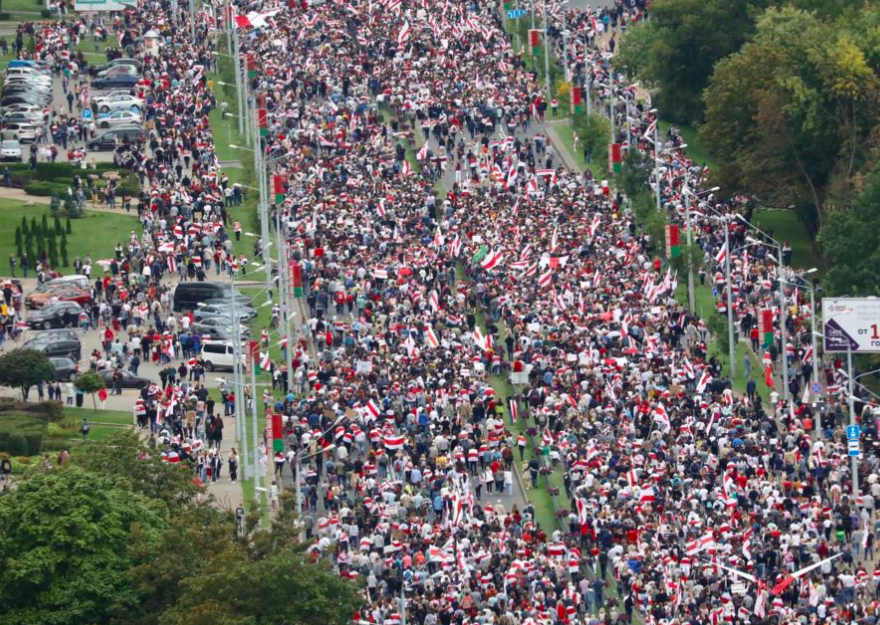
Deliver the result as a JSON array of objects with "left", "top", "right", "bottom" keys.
[{"left": 7, "top": 433, "right": 27, "bottom": 456}]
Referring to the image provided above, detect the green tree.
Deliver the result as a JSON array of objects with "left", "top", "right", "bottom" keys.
[
  {"left": 130, "top": 492, "right": 361, "bottom": 625},
  {"left": 20, "top": 215, "right": 28, "bottom": 236},
  {"left": 616, "top": 0, "right": 863, "bottom": 125},
  {"left": 0, "top": 349, "right": 56, "bottom": 399},
  {"left": 616, "top": 0, "right": 769, "bottom": 124},
  {"left": 53, "top": 214, "right": 63, "bottom": 235},
  {"left": 75, "top": 372, "right": 106, "bottom": 410},
  {"left": 0, "top": 467, "right": 164, "bottom": 625},
  {"left": 61, "top": 236, "right": 69, "bottom": 267},
  {"left": 72, "top": 430, "right": 202, "bottom": 509},
  {"left": 66, "top": 216, "right": 72, "bottom": 234},
  {"left": 14, "top": 226, "right": 20, "bottom": 248},
  {"left": 700, "top": 7, "right": 880, "bottom": 231},
  {"left": 819, "top": 165, "right": 880, "bottom": 294},
  {"left": 30, "top": 216, "right": 37, "bottom": 235},
  {"left": 41, "top": 214, "right": 48, "bottom": 236}
]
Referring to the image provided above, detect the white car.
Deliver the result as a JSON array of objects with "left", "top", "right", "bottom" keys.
[
  {"left": 1, "top": 123, "right": 39, "bottom": 142},
  {"left": 1, "top": 104, "right": 49, "bottom": 118},
  {"left": 97, "top": 108, "right": 142, "bottom": 128},
  {"left": 0, "top": 139, "right": 22, "bottom": 161},
  {"left": 93, "top": 94, "right": 143, "bottom": 113}
]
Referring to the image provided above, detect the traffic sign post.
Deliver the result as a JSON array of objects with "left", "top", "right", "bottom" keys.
[
  {"left": 507, "top": 8, "right": 527, "bottom": 18},
  {"left": 81, "top": 108, "right": 93, "bottom": 121},
  {"left": 847, "top": 425, "right": 861, "bottom": 440},
  {"left": 811, "top": 382, "right": 822, "bottom": 394},
  {"left": 848, "top": 440, "right": 861, "bottom": 457}
]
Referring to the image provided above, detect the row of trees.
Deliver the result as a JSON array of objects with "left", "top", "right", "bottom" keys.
[
  {"left": 0, "top": 430, "right": 361, "bottom": 625},
  {"left": 15, "top": 214, "right": 72, "bottom": 268},
  {"left": 618, "top": 0, "right": 880, "bottom": 294}
]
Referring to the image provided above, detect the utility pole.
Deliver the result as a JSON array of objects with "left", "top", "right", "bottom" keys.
[
  {"left": 653, "top": 120, "right": 661, "bottom": 211},
  {"left": 684, "top": 172, "right": 695, "bottom": 314},
  {"left": 724, "top": 220, "right": 735, "bottom": 379},
  {"left": 231, "top": 24, "right": 244, "bottom": 136},
  {"left": 542, "top": 0, "right": 550, "bottom": 106},
  {"left": 231, "top": 285, "right": 246, "bottom": 478},
  {"left": 779, "top": 246, "right": 790, "bottom": 402},
  {"left": 848, "top": 345, "right": 858, "bottom": 500}
]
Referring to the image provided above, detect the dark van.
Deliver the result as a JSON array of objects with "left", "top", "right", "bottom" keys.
[{"left": 173, "top": 282, "right": 250, "bottom": 312}]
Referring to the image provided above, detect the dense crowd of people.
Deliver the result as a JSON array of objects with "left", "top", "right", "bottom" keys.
[{"left": 1, "top": 0, "right": 880, "bottom": 624}]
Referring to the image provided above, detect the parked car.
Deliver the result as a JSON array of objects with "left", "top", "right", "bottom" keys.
[
  {"left": 0, "top": 139, "right": 21, "bottom": 161},
  {"left": 193, "top": 302, "right": 257, "bottom": 322},
  {"left": 96, "top": 65, "right": 138, "bottom": 80},
  {"left": 1, "top": 122, "right": 40, "bottom": 142},
  {"left": 92, "top": 93, "right": 143, "bottom": 113},
  {"left": 192, "top": 317, "right": 250, "bottom": 338},
  {"left": 50, "top": 356, "right": 80, "bottom": 381},
  {"left": 97, "top": 368, "right": 150, "bottom": 389},
  {"left": 92, "top": 58, "right": 141, "bottom": 75},
  {"left": 1, "top": 94, "right": 48, "bottom": 108},
  {"left": 92, "top": 74, "right": 138, "bottom": 90},
  {"left": 199, "top": 341, "right": 248, "bottom": 372},
  {"left": 174, "top": 281, "right": 251, "bottom": 312},
  {"left": 87, "top": 126, "right": 145, "bottom": 151},
  {"left": 26, "top": 301, "right": 83, "bottom": 329},
  {"left": 46, "top": 275, "right": 91, "bottom": 291},
  {"left": 30, "top": 328, "right": 79, "bottom": 341},
  {"left": 25, "top": 285, "right": 92, "bottom": 309},
  {"left": 20, "top": 336, "right": 81, "bottom": 360},
  {"left": 97, "top": 108, "right": 142, "bottom": 129}
]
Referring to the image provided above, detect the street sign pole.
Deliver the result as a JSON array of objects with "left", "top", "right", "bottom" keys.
[{"left": 848, "top": 345, "right": 858, "bottom": 500}]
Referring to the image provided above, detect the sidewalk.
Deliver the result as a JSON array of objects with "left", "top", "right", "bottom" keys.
[{"left": 0, "top": 185, "right": 139, "bottom": 217}]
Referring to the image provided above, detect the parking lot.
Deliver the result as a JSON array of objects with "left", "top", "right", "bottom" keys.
[{"left": 0, "top": 51, "right": 145, "bottom": 169}]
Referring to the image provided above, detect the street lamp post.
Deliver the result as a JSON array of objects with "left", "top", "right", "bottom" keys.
[
  {"left": 848, "top": 344, "right": 858, "bottom": 500},
  {"left": 739, "top": 216, "right": 790, "bottom": 403},
  {"left": 724, "top": 217, "right": 735, "bottom": 379},
  {"left": 542, "top": 0, "right": 550, "bottom": 107}
]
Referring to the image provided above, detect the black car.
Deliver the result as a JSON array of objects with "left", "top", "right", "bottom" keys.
[
  {"left": 92, "top": 74, "right": 138, "bottom": 90},
  {"left": 20, "top": 337, "right": 81, "bottom": 361},
  {"left": 49, "top": 356, "right": 79, "bottom": 381},
  {"left": 26, "top": 301, "right": 83, "bottom": 330},
  {"left": 97, "top": 368, "right": 150, "bottom": 389},
  {"left": 87, "top": 126, "right": 145, "bottom": 151}
]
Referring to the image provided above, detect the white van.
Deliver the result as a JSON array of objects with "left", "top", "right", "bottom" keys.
[{"left": 200, "top": 341, "right": 245, "bottom": 371}]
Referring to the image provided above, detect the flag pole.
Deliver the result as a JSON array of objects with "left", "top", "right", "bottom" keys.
[{"left": 725, "top": 218, "right": 735, "bottom": 379}]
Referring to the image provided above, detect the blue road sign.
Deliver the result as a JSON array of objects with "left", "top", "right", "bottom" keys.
[
  {"left": 82, "top": 108, "right": 93, "bottom": 121},
  {"left": 507, "top": 8, "right": 527, "bottom": 18},
  {"left": 811, "top": 383, "right": 822, "bottom": 394},
  {"left": 848, "top": 440, "right": 861, "bottom": 457},
  {"left": 847, "top": 425, "right": 861, "bottom": 440}
]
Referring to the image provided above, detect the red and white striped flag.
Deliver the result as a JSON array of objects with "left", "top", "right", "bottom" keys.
[
  {"left": 398, "top": 20, "right": 411, "bottom": 46},
  {"left": 366, "top": 399, "right": 381, "bottom": 418},
  {"left": 714, "top": 243, "right": 727, "bottom": 264},
  {"left": 384, "top": 434, "right": 405, "bottom": 450},
  {"left": 509, "top": 399, "right": 518, "bottom": 423},
  {"left": 481, "top": 249, "right": 503, "bottom": 271}
]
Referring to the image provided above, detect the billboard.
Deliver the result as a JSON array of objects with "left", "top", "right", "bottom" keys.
[
  {"left": 822, "top": 298, "right": 880, "bottom": 353},
  {"left": 74, "top": 0, "right": 134, "bottom": 11}
]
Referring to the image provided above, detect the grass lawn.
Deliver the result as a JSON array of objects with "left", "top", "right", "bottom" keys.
[
  {"left": 65, "top": 406, "right": 132, "bottom": 426},
  {"left": 1, "top": 0, "right": 42, "bottom": 12},
  {"left": 555, "top": 123, "right": 600, "bottom": 177},
  {"left": 0, "top": 200, "right": 138, "bottom": 276},
  {"left": 658, "top": 120, "right": 716, "bottom": 170},
  {"left": 753, "top": 208, "right": 825, "bottom": 277}
]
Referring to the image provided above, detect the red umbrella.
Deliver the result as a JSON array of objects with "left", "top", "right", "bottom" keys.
[{"left": 398, "top": 267, "right": 412, "bottom": 277}]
